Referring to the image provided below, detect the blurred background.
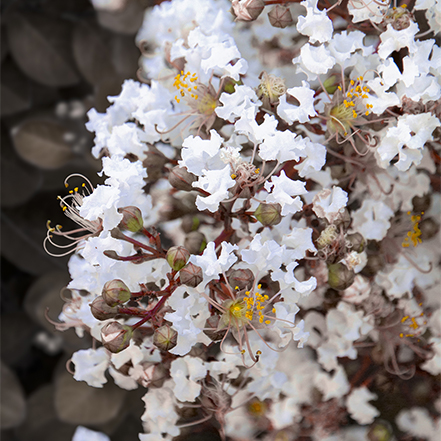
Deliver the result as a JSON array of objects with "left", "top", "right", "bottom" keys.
[{"left": 0, "top": 1, "right": 167, "bottom": 439}]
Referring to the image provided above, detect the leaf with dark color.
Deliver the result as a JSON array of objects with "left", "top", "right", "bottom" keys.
[
  {"left": 55, "top": 369, "right": 127, "bottom": 425},
  {"left": 0, "top": 362, "right": 27, "bottom": 430},
  {"left": 97, "top": 0, "right": 145, "bottom": 35},
  {"left": 72, "top": 21, "right": 116, "bottom": 86},
  {"left": 12, "top": 119, "right": 74, "bottom": 170},
  {"left": 15, "top": 384, "right": 76, "bottom": 441},
  {"left": 1, "top": 129, "right": 42, "bottom": 207},
  {"left": 7, "top": 13, "right": 80, "bottom": 87}
]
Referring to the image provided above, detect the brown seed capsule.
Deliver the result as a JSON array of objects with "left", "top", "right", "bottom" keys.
[
  {"left": 117, "top": 206, "right": 144, "bottom": 233},
  {"left": 102, "top": 279, "right": 132, "bottom": 307},
  {"left": 90, "top": 296, "right": 118, "bottom": 321},
  {"left": 166, "top": 246, "right": 191, "bottom": 271},
  {"left": 153, "top": 325, "right": 178, "bottom": 351},
  {"left": 268, "top": 5, "right": 293, "bottom": 28},
  {"left": 254, "top": 203, "right": 282, "bottom": 226},
  {"left": 101, "top": 322, "right": 133, "bottom": 353},
  {"left": 180, "top": 263, "right": 203, "bottom": 287},
  {"left": 168, "top": 166, "right": 197, "bottom": 191},
  {"left": 228, "top": 269, "right": 254, "bottom": 290},
  {"left": 184, "top": 231, "right": 207, "bottom": 255},
  {"left": 231, "top": 0, "right": 265, "bottom": 21},
  {"left": 327, "top": 263, "right": 355, "bottom": 291},
  {"left": 346, "top": 232, "right": 365, "bottom": 253},
  {"left": 203, "top": 315, "right": 227, "bottom": 341}
]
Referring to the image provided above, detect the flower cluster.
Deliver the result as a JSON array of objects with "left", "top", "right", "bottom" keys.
[{"left": 46, "top": 0, "right": 441, "bottom": 439}]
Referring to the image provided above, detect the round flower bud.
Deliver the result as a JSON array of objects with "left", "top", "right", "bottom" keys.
[
  {"left": 323, "top": 75, "right": 338, "bottom": 95},
  {"left": 361, "top": 254, "right": 385, "bottom": 277},
  {"left": 102, "top": 279, "right": 131, "bottom": 307},
  {"left": 184, "top": 231, "right": 207, "bottom": 255},
  {"left": 346, "top": 232, "right": 365, "bottom": 253},
  {"left": 117, "top": 206, "right": 143, "bottom": 233},
  {"left": 180, "top": 263, "right": 203, "bottom": 287},
  {"left": 143, "top": 146, "right": 168, "bottom": 182},
  {"left": 228, "top": 269, "right": 254, "bottom": 290},
  {"left": 367, "top": 420, "right": 393, "bottom": 441},
  {"left": 268, "top": 5, "right": 293, "bottom": 28},
  {"left": 327, "top": 263, "right": 355, "bottom": 291},
  {"left": 254, "top": 203, "right": 282, "bottom": 226},
  {"left": 166, "top": 246, "right": 190, "bottom": 271},
  {"left": 153, "top": 325, "right": 178, "bottom": 351},
  {"left": 203, "top": 315, "right": 227, "bottom": 341},
  {"left": 181, "top": 215, "right": 200, "bottom": 233},
  {"left": 90, "top": 296, "right": 118, "bottom": 321},
  {"left": 231, "top": 0, "right": 265, "bottom": 21},
  {"left": 168, "top": 166, "right": 197, "bottom": 191},
  {"left": 420, "top": 217, "right": 439, "bottom": 241},
  {"left": 101, "top": 322, "right": 133, "bottom": 353}
]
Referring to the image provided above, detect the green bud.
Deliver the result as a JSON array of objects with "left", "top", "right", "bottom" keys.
[
  {"left": 184, "top": 231, "right": 207, "bottom": 255},
  {"left": 328, "top": 263, "right": 355, "bottom": 291},
  {"left": 168, "top": 166, "right": 197, "bottom": 191},
  {"left": 101, "top": 322, "right": 133, "bottom": 353},
  {"left": 346, "top": 232, "right": 365, "bottom": 253},
  {"left": 181, "top": 215, "right": 200, "bottom": 233},
  {"left": 254, "top": 203, "right": 282, "bottom": 226},
  {"left": 323, "top": 75, "right": 338, "bottom": 95},
  {"left": 102, "top": 279, "right": 131, "bottom": 307},
  {"left": 153, "top": 325, "right": 178, "bottom": 351},
  {"left": 367, "top": 420, "right": 393, "bottom": 441},
  {"left": 90, "top": 296, "right": 118, "bottom": 320},
  {"left": 166, "top": 246, "right": 190, "bottom": 271},
  {"left": 180, "top": 263, "right": 203, "bottom": 287},
  {"left": 118, "top": 206, "right": 143, "bottom": 232}
]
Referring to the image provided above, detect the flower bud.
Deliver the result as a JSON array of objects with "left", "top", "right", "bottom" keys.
[
  {"left": 153, "top": 325, "right": 178, "bottom": 351},
  {"left": 90, "top": 296, "right": 118, "bottom": 320},
  {"left": 231, "top": 0, "right": 265, "bottom": 21},
  {"left": 101, "top": 322, "right": 132, "bottom": 353},
  {"left": 268, "top": 5, "right": 293, "bottom": 28},
  {"left": 228, "top": 269, "right": 254, "bottom": 290},
  {"left": 203, "top": 315, "right": 227, "bottom": 341},
  {"left": 181, "top": 215, "right": 200, "bottom": 233},
  {"left": 327, "top": 263, "right": 355, "bottom": 291},
  {"left": 254, "top": 203, "right": 282, "bottom": 226},
  {"left": 420, "top": 217, "right": 439, "bottom": 241},
  {"left": 143, "top": 146, "right": 168, "bottom": 182},
  {"left": 180, "top": 263, "right": 203, "bottom": 287},
  {"left": 184, "top": 231, "right": 207, "bottom": 254},
  {"left": 168, "top": 166, "right": 197, "bottom": 191},
  {"left": 117, "top": 206, "right": 143, "bottom": 233},
  {"left": 367, "top": 420, "right": 393, "bottom": 441},
  {"left": 323, "top": 75, "right": 338, "bottom": 95},
  {"left": 361, "top": 254, "right": 385, "bottom": 277},
  {"left": 102, "top": 279, "right": 131, "bottom": 307},
  {"left": 166, "top": 246, "right": 190, "bottom": 271},
  {"left": 346, "top": 232, "right": 365, "bottom": 253}
]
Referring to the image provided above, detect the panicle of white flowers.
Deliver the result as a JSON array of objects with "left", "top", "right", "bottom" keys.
[{"left": 45, "top": 0, "right": 441, "bottom": 440}]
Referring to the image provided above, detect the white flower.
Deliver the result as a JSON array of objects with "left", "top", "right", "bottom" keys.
[
  {"left": 264, "top": 171, "right": 307, "bottom": 216},
  {"left": 72, "top": 426, "right": 110, "bottom": 441},
  {"left": 294, "top": 44, "right": 335, "bottom": 80},
  {"left": 348, "top": 0, "right": 388, "bottom": 23},
  {"left": 376, "top": 113, "right": 440, "bottom": 171},
  {"left": 312, "top": 186, "right": 348, "bottom": 224},
  {"left": 351, "top": 199, "right": 394, "bottom": 241},
  {"left": 297, "top": 0, "right": 333, "bottom": 43},
  {"left": 346, "top": 387, "right": 380, "bottom": 424},
  {"left": 397, "top": 407, "right": 441, "bottom": 441},
  {"left": 378, "top": 23, "right": 419, "bottom": 60},
  {"left": 71, "top": 348, "right": 110, "bottom": 388},
  {"left": 170, "top": 356, "right": 207, "bottom": 402},
  {"left": 215, "top": 85, "right": 261, "bottom": 122},
  {"left": 277, "top": 81, "right": 317, "bottom": 124},
  {"left": 314, "top": 365, "right": 350, "bottom": 400}
]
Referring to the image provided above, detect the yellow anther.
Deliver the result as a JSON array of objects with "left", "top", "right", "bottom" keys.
[
  {"left": 256, "top": 350, "right": 262, "bottom": 355},
  {"left": 69, "top": 190, "right": 73, "bottom": 194},
  {"left": 265, "top": 320, "right": 271, "bottom": 325},
  {"left": 338, "top": 86, "right": 342, "bottom": 91},
  {"left": 65, "top": 183, "right": 69, "bottom": 188},
  {"left": 63, "top": 206, "right": 67, "bottom": 211},
  {"left": 272, "top": 308, "right": 276, "bottom": 313},
  {"left": 235, "top": 286, "right": 239, "bottom": 290},
  {"left": 350, "top": 80, "right": 355, "bottom": 86},
  {"left": 400, "top": 333, "right": 404, "bottom": 338},
  {"left": 82, "top": 183, "right": 86, "bottom": 187},
  {"left": 365, "top": 111, "right": 369, "bottom": 116},
  {"left": 401, "top": 315, "right": 409, "bottom": 323},
  {"left": 241, "top": 349, "right": 246, "bottom": 354}
]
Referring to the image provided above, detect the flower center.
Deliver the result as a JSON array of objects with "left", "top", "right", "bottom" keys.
[{"left": 173, "top": 70, "right": 198, "bottom": 104}]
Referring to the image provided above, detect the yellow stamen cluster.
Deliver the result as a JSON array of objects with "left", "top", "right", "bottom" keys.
[
  {"left": 339, "top": 77, "right": 372, "bottom": 117},
  {"left": 173, "top": 71, "right": 198, "bottom": 104},
  {"left": 399, "top": 306, "right": 426, "bottom": 338},
  {"left": 402, "top": 211, "right": 423, "bottom": 248},
  {"left": 243, "top": 284, "right": 272, "bottom": 324},
  {"left": 256, "top": 72, "right": 287, "bottom": 105}
]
